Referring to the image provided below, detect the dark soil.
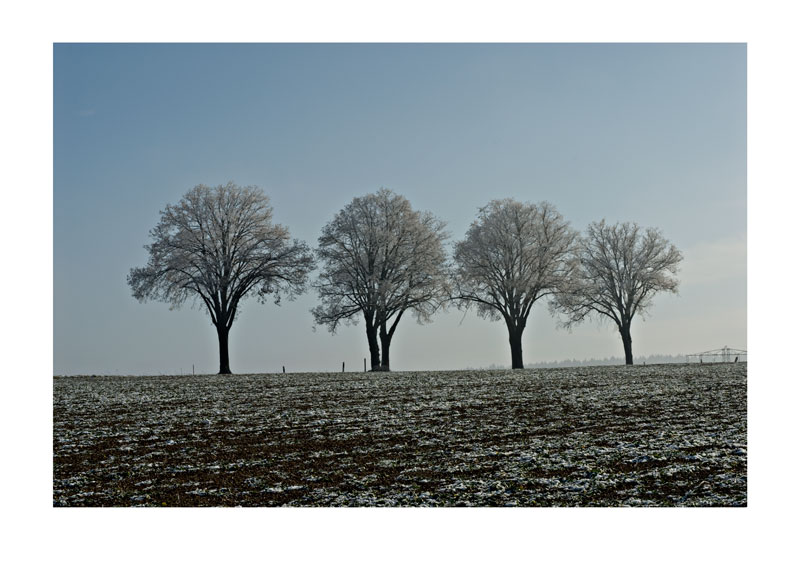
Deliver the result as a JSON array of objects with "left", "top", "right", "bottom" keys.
[{"left": 53, "top": 363, "right": 746, "bottom": 507}]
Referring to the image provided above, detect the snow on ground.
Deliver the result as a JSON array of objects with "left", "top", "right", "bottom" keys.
[{"left": 53, "top": 363, "right": 746, "bottom": 507}]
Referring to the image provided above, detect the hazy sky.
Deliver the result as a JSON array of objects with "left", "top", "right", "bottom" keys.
[{"left": 53, "top": 43, "right": 746, "bottom": 375}]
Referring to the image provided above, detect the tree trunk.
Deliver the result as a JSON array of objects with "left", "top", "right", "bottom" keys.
[
  {"left": 365, "top": 323, "right": 381, "bottom": 371},
  {"left": 619, "top": 323, "right": 633, "bottom": 365},
  {"left": 379, "top": 327, "right": 391, "bottom": 372},
  {"left": 217, "top": 325, "right": 232, "bottom": 374},
  {"left": 508, "top": 326, "right": 524, "bottom": 370}
]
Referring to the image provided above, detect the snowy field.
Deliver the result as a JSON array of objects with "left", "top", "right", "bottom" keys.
[{"left": 53, "top": 363, "right": 746, "bottom": 507}]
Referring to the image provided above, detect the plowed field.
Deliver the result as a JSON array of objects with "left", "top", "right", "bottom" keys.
[{"left": 53, "top": 363, "right": 746, "bottom": 507}]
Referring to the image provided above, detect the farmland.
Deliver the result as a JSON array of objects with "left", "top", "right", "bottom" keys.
[{"left": 53, "top": 363, "right": 746, "bottom": 507}]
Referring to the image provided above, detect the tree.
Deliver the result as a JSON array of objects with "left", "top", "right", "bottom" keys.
[
  {"left": 552, "top": 220, "right": 683, "bottom": 365},
  {"left": 128, "top": 183, "right": 314, "bottom": 374},
  {"left": 312, "top": 188, "right": 449, "bottom": 371},
  {"left": 452, "top": 199, "right": 578, "bottom": 369}
]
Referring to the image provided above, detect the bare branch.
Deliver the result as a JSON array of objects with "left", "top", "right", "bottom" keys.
[
  {"left": 452, "top": 199, "right": 578, "bottom": 327},
  {"left": 312, "top": 188, "right": 449, "bottom": 367},
  {"left": 551, "top": 219, "right": 682, "bottom": 363},
  {"left": 127, "top": 182, "right": 315, "bottom": 373}
]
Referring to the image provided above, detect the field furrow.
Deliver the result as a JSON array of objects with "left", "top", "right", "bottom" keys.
[{"left": 53, "top": 363, "right": 746, "bottom": 507}]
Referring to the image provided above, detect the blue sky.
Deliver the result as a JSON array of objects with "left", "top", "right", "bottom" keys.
[{"left": 53, "top": 43, "right": 746, "bottom": 374}]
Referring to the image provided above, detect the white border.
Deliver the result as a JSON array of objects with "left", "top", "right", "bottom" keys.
[{"left": 4, "top": 1, "right": 797, "bottom": 569}]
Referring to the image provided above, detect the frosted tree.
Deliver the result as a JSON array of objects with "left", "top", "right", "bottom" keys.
[
  {"left": 453, "top": 199, "right": 578, "bottom": 369},
  {"left": 313, "top": 188, "right": 449, "bottom": 371},
  {"left": 552, "top": 220, "right": 683, "bottom": 365},
  {"left": 128, "top": 183, "right": 314, "bottom": 374}
]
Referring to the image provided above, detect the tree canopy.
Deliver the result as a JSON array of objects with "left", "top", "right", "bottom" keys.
[
  {"left": 312, "top": 188, "right": 449, "bottom": 370},
  {"left": 552, "top": 220, "right": 683, "bottom": 365},
  {"left": 452, "top": 199, "right": 578, "bottom": 368},
  {"left": 128, "top": 182, "right": 314, "bottom": 373}
]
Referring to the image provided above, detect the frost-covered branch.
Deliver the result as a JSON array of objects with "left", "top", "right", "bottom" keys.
[
  {"left": 127, "top": 182, "right": 315, "bottom": 374},
  {"left": 550, "top": 220, "right": 682, "bottom": 365},
  {"left": 452, "top": 199, "right": 578, "bottom": 368},
  {"left": 312, "top": 188, "right": 449, "bottom": 371}
]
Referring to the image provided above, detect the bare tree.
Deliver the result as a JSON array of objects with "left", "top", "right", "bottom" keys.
[
  {"left": 128, "top": 183, "right": 314, "bottom": 374},
  {"left": 552, "top": 220, "right": 683, "bottom": 365},
  {"left": 312, "top": 188, "right": 449, "bottom": 371},
  {"left": 452, "top": 199, "right": 578, "bottom": 369}
]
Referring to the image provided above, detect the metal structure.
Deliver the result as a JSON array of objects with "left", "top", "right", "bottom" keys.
[{"left": 686, "top": 346, "right": 747, "bottom": 363}]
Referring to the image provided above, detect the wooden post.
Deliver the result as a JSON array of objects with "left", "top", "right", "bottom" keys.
[
  {"left": 282, "top": 365, "right": 285, "bottom": 373},
  {"left": 342, "top": 361, "right": 345, "bottom": 372},
  {"left": 364, "top": 358, "right": 366, "bottom": 372},
  {"left": 192, "top": 364, "right": 194, "bottom": 375}
]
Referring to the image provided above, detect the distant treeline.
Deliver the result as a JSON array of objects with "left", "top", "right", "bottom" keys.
[
  {"left": 530, "top": 354, "right": 691, "bottom": 368},
  {"left": 469, "top": 354, "right": 690, "bottom": 370}
]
